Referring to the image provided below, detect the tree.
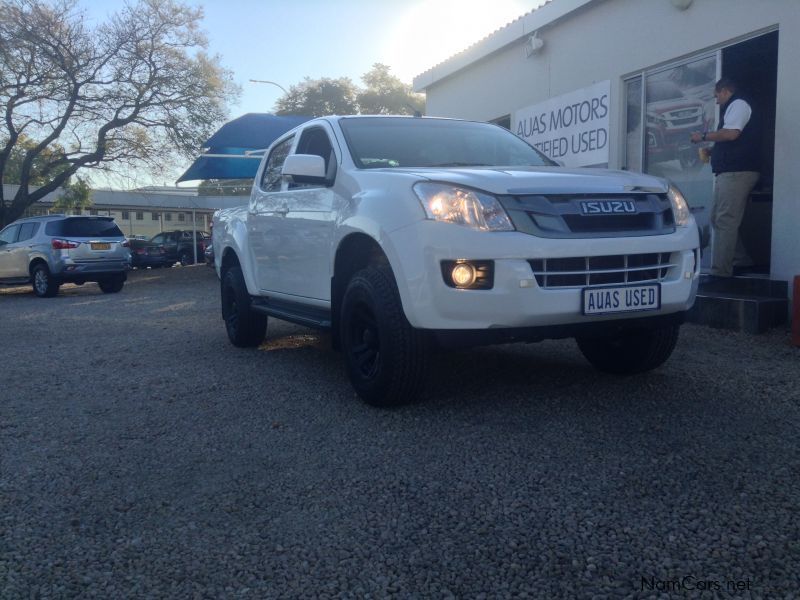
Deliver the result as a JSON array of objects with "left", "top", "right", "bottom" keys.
[
  {"left": 357, "top": 63, "right": 424, "bottom": 115},
  {"left": 274, "top": 77, "right": 359, "bottom": 117},
  {"left": 52, "top": 176, "right": 91, "bottom": 212},
  {"left": 197, "top": 178, "right": 252, "bottom": 196},
  {"left": 0, "top": 0, "right": 239, "bottom": 227},
  {"left": 274, "top": 64, "right": 424, "bottom": 117}
]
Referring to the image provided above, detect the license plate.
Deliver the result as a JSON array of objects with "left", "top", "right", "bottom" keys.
[
  {"left": 91, "top": 242, "right": 111, "bottom": 250},
  {"left": 582, "top": 284, "right": 661, "bottom": 316}
]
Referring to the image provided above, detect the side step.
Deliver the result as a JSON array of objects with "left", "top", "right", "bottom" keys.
[
  {"left": 687, "top": 275, "right": 788, "bottom": 334},
  {"left": 251, "top": 297, "right": 332, "bottom": 330}
]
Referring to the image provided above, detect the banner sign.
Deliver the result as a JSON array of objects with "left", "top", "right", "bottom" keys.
[{"left": 513, "top": 80, "right": 610, "bottom": 167}]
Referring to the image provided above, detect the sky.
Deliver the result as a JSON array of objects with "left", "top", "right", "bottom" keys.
[
  {"left": 84, "top": 0, "right": 543, "bottom": 117},
  {"left": 81, "top": 0, "right": 545, "bottom": 185}
]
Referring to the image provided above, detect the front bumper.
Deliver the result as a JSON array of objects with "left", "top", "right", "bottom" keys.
[{"left": 384, "top": 221, "right": 700, "bottom": 331}]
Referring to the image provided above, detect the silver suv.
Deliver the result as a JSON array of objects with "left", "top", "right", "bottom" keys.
[{"left": 0, "top": 215, "right": 131, "bottom": 297}]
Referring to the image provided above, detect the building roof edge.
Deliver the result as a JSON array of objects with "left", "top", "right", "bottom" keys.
[{"left": 412, "top": 0, "right": 598, "bottom": 93}]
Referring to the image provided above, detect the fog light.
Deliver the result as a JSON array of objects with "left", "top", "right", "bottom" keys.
[
  {"left": 441, "top": 260, "right": 494, "bottom": 289},
  {"left": 451, "top": 263, "right": 477, "bottom": 287}
]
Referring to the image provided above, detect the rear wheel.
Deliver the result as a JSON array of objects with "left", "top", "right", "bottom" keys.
[
  {"left": 576, "top": 324, "right": 680, "bottom": 374},
  {"left": 221, "top": 267, "right": 267, "bottom": 347},
  {"left": 340, "top": 266, "right": 430, "bottom": 407},
  {"left": 98, "top": 276, "right": 125, "bottom": 294},
  {"left": 32, "top": 264, "right": 59, "bottom": 298},
  {"left": 179, "top": 251, "right": 193, "bottom": 266}
]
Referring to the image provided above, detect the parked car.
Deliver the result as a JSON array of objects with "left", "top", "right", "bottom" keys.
[
  {"left": 148, "top": 230, "right": 209, "bottom": 266},
  {"left": 128, "top": 237, "right": 170, "bottom": 269},
  {"left": 0, "top": 214, "right": 130, "bottom": 297}
]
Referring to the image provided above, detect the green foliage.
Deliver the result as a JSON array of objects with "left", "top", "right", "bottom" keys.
[
  {"left": 275, "top": 77, "right": 359, "bottom": 117},
  {"left": 52, "top": 176, "right": 91, "bottom": 211},
  {"left": 357, "top": 64, "right": 425, "bottom": 115},
  {"left": 275, "top": 64, "right": 425, "bottom": 117},
  {"left": 0, "top": 0, "right": 239, "bottom": 227},
  {"left": 197, "top": 179, "right": 252, "bottom": 196}
]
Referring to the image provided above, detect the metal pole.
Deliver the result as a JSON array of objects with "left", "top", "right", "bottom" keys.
[
  {"left": 192, "top": 208, "right": 197, "bottom": 264},
  {"left": 249, "top": 79, "right": 288, "bottom": 95}
]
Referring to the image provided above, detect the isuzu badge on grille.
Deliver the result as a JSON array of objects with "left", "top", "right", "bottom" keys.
[{"left": 579, "top": 200, "right": 637, "bottom": 215}]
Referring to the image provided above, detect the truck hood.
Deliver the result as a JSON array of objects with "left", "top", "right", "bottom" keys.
[{"left": 383, "top": 166, "right": 669, "bottom": 195}]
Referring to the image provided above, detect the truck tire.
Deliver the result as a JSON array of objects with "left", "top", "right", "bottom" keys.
[
  {"left": 98, "top": 276, "right": 125, "bottom": 294},
  {"left": 32, "top": 263, "right": 59, "bottom": 298},
  {"left": 221, "top": 267, "right": 267, "bottom": 347},
  {"left": 179, "top": 250, "right": 193, "bottom": 266},
  {"left": 576, "top": 324, "right": 680, "bottom": 375},
  {"left": 340, "top": 266, "right": 430, "bottom": 407}
]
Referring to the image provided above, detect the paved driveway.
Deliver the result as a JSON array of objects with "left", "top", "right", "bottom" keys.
[{"left": 1, "top": 266, "right": 798, "bottom": 598}]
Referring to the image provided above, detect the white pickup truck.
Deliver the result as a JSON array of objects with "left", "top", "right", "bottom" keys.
[{"left": 213, "top": 115, "right": 699, "bottom": 406}]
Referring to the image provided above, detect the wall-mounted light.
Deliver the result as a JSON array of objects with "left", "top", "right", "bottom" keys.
[
  {"left": 670, "top": 0, "right": 693, "bottom": 9},
  {"left": 524, "top": 32, "right": 544, "bottom": 58}
]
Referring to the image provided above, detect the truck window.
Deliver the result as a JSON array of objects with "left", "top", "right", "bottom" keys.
[
  {"left": 260, "top": 136, "right": 294, "bottom": 192},
  {"left": 292, "top": 127, "right": 337, "bottom": 188}
]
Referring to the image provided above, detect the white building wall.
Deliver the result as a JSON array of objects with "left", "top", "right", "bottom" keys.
[{"left": 418, "top": 0, "right": 800, "bottom": 288}]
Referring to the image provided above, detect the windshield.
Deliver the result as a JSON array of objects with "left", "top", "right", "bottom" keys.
[{"left": 339, "top": 117, "right": 556, "bottom": 169}]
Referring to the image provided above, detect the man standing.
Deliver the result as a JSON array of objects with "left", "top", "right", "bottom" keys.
[{"left": 691, "top": 77, "right": 760, "bottom": 278}]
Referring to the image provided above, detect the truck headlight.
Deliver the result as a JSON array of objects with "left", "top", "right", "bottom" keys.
[
  {"left": 667, "top": 184, "right": 691, "bottom": 227},
  {"left": 413, "top": 182, "right": 514, "bottom": 231}
]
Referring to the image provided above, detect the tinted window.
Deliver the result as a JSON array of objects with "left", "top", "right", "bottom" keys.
[
  {"left": 260, "top": 136, "right": 294, "bottom": 192},
  {"left": 339, "top": 117, "right": 556, "bottom": 169},
  {"left": 150, "top": 234, "right": 165, "bottom": 244},
  {"left": 17, "top": 222, "right": 39, "bottom": 241},
  {"left": 45, "top": 217, "right": 124, "bottom": 238},
  {"left": 0, "top": 224, "right": 20, "bottom": 244}
]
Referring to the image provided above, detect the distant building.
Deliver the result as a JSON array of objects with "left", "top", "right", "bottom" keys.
[{"left": 3, "top": 184, "right": 247, "bottom": 238}]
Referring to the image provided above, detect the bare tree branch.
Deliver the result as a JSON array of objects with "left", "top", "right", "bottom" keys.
[{"left": 0, "top": 0, "right": 239, "bottom": 226}]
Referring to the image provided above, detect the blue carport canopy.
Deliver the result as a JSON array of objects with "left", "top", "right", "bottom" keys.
[{"left": 177, "top": 113, "right": 311, "bottom": 182}]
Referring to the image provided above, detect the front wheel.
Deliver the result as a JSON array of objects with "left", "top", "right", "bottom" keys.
[
  {"left": 32, "top": 264, "right": 59, "bottom": 298},
  {"left": 221, "top": 267, "right": 267, "bottom": 347},
  {"left": 340, "top": 266, "right": 430, "bottom": 407},
  {"left": 576, "top": 324, "right": 680, "bottom": 375}
]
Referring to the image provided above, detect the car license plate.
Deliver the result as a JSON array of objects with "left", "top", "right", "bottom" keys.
[
  {"left": 582, "top": 284, "right": 661, "bottom": 316},
  {"left": 91, "top": 242, "right": 111, "bottom": 250}
]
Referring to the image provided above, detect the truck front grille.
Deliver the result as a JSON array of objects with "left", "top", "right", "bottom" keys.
[
  {"left": 500, "top": 193, "right": 675, "bottom": 238},
  {"left": 528, "top": 252, "right": 675, "bottom": 289}
]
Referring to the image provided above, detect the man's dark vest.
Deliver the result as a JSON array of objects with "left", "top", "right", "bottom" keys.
[{"left": 711, "top": 94, "right": 760, "bottom": 174}]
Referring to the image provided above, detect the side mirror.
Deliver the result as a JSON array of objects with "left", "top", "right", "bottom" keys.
[{"left": 282, "top": 154, "right": 328, "bottom": 185}]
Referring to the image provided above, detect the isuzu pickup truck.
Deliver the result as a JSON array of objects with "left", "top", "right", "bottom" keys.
[{"left": 213, "top": 115, "right": 699, "bottom": 406}]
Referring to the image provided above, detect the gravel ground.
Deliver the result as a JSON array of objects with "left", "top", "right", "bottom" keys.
[{"left": 1, "top": 265, "right": 799, "bottom": 599}]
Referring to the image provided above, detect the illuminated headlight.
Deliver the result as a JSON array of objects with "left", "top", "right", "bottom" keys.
[
  {"left": 413, "top": 183, "right": 514, "bottom": 231},
  {"left": 667, "top": 184, "right": 692, "bottom": 227}
]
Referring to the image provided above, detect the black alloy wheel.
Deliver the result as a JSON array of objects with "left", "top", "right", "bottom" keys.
[
  {"left": 340, "top": 265, "right": 430, "bottom": 407},
  {"left": 221, "top": 267, "right": 267, "bottom": 347}
]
